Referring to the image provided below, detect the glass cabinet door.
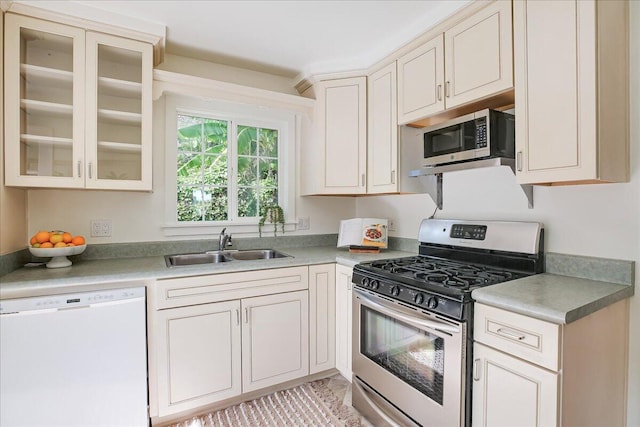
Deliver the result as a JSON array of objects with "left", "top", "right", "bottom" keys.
[
  {"left": 85, "top": 32, "right": 153, "bottom": 190},
  {"left": 4, "top": 14, "right": 85, "bottom": 187}
]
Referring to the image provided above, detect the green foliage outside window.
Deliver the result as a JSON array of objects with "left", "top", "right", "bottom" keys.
[{"left": 176, "top": 114, "right": 279, "bottom": 223}]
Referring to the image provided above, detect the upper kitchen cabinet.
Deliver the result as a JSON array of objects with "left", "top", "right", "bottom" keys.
[
  {"left": 367, "top": 62, "right": 398, "bottom": 194},
  {"left": 301, "top": 77, "right": 367, "bottom": 195},
  {"left": 514, "top": 0, "right": 629, "bottom": 185},
  {"left": 4, "top": 13, "right": 153, "bottom": 190},
  {"left": 397, "top": 0, "right": 513, "bottom": 125}
]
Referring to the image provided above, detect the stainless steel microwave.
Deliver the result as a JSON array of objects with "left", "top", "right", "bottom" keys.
[{"left": 422, "top": 109, "right": 515, "bottom": 167}]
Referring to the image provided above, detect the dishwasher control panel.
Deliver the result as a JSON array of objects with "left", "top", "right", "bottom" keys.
[{"left": 0, "top": 286, "right": 145, "bottom": 314}]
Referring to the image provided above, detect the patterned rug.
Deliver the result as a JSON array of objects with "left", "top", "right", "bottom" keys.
[{"left": 170, "top": 376, "right": 365, "bottom": 427}]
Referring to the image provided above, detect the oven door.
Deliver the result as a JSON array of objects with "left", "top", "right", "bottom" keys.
[{"left": 353, "top": 288, "right": 466, "bottom": 427}]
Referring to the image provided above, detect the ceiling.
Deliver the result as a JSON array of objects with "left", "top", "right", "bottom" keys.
[{"left": 16, "top": 0, "right": 472, "bottom": 81}]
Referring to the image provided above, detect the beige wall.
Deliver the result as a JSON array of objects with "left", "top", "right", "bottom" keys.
[{"left": 0, "top": 10, "right": 28, "bottom": 255}]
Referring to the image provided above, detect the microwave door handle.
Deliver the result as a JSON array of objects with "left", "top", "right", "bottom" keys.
[{"left": 357, "top": 291, "right": 460, "bottom": 334}]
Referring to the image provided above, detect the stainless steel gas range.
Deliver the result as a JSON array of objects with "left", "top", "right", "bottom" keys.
[{"left": 351, "top": 219, "right": 544, "bottom": 427}]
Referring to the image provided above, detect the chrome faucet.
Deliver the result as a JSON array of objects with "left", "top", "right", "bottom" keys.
[{"left": 218, "top": 228, "right": 231, "bottom": 251}]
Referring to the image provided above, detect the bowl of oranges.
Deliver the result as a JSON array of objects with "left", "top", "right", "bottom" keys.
[{"left": 29, "top": 230, "right": 87, "bottom": 268}]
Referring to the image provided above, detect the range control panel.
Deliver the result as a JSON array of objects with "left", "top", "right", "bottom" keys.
[{"left": 450, "top": 224, "right": 487, "bottom": 240}]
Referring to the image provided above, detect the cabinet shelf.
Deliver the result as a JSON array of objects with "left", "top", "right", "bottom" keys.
[
  {"left": 98, "top": 108, "right": 142, "bottom": 124},
  {"left": 97, "top": 141, "right": 142, "bottom": 153},
  {"left": 20, "top": 99, "right": 73, "bottom": 116},
  {"left": 410, "top": 157, "right": 534, "bottom": 209},
  {"left": 98, "top": 76, "right": 142, "bottom": 97},
  {"left": 20, "top": 64, "right": 73, "bottom": 84},
  {"left": 20, "top": 134, "right": 73, "bottom": 147}
]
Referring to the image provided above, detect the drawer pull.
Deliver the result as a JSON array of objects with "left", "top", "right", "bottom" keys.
[{"left": 497, "top": 327, "right": 526, "bottom": 341}]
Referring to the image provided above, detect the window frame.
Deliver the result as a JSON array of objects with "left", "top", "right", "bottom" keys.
[{"left": 163, "top": 95, "right": 296, "bottom": 236}]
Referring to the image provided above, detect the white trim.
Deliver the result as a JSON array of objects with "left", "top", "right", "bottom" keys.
[{"left": 164, "top": 95, "right": 297, "bottom": 237}]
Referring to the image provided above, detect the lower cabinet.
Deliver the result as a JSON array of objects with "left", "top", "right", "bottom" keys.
[
  {"left": 152, "top": 266, "right": 310, "bottom": 418},
  {"left": 309, "top": 264, "right": 336, "bottom": 374},
  {"left": 472, "top": 300, "right": 629, "bottom": 427},
  {"left": 335, "top": 264, "right": 353, "bottom": 380}
]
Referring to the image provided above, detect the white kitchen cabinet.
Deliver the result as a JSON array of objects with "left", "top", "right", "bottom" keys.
[
  {"left": 335, "top": 264, "right": 353, "bottom": 380},
  {"left": 397, "top": 0, "right": 512, "bottom": 125},
  {"left": 367, "top": 62, "right": 398, "bottom": 194},
  {"left": 242, "top": 290, "right": 309, "bottom": 392},
  {"left": 309, "top": 264, "right": 336, "bottom": 374},
  {"left": 513, "top": 0, "right": 629, "bottom": 185},
  {"left": 155, "top": 300, "right": 242, "bottom": 417},
  {"left": 4, "top": 13, "right": 153, "bottom": 190},
  {"left": 301, "top": 77, "right": 367, "bottom": 195},
  {"left": 151, "top": 266, "right": 309, "bottom": 418},
  {"left": 473, "top": 300, "right": 629, "bottom": 427}
]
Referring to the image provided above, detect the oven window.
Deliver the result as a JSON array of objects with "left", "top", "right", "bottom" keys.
[{"left": 360, "top": 306, "right": 444, "bottom": 405}]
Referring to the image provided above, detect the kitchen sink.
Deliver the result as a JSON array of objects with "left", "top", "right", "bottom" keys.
[
  {"left": 165, "top": 249, "right": 291, "bottom": 267},
  {"left": 226, "top": 249, "right": 291, "bottom": 260},
  {"left": 165, "top": 252, "right": 230, "bottom": 267}
]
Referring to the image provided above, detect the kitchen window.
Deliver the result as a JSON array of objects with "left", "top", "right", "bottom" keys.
[{"left": 164, "top": 95, "right": 296, "bottom": 235}]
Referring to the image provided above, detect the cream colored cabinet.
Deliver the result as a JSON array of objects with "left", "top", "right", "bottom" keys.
[
  {"left": 241, "top": 290, "right": 309, "bottom": 392},
  {"left": 473, "top": 301, "right": 629, "bottom": 427},
  {"left": 335, "top": 264, "right": 353, "bottom": 380},
  {"left": 4, "top": 13, "right": 153, "bottom": 190},
  {"left": 513, "top": 0, "right": 629, "bottom": 185},
  {"left": 151, "top": 267, "right": 310, "bottom": 418},
  {"left": 156, "top": 300, "right": 242, "bottom": 416},
  {"left": 367, "top": 62, "right": 398, "bottom": 194},
  {"left": 301, "top": 77, "right": 366, "bottom": 195},
  {"left": 397, "top": 0, "right": 512, "bottom": 125},
  {"left": 309, "top": 264, "right": 336, "bottom": 374}
]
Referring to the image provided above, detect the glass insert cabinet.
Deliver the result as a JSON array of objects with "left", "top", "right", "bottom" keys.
[{"left": 4, "top": 13, "right": 153, "bottom": 190}]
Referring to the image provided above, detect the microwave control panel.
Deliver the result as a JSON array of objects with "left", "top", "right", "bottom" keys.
[{"left": 475, "top": 117, "right": 487, "bottom": 148}]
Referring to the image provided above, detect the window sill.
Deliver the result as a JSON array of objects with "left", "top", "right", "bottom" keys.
[{"left": 162, "top": 222, "right": 297, "bottom": 237}]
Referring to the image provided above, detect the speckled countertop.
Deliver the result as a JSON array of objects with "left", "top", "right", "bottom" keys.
[
  {"left": 472, "top": 273, "right": 634, "bottom": 324},
  {"left": 0, "top": 246, "right": 413, "bottom": 299}
]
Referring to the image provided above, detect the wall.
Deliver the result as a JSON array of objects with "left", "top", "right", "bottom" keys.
[
  {"left": 357, "top": 4, "right": 640, "bottom": 424},
  {"left": 0, "top": 10, "right": 28, "bottom": 255}
]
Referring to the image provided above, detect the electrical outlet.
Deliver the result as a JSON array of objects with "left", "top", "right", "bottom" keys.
[
  {"left": 297, "top": 217, "right": 310, "bottom": 230},
  {"left": 388, "top": 219, "right": 396, "bottom": 232},
  {"left": 90, "top": 220, "right": 112, "bottom": 237}
]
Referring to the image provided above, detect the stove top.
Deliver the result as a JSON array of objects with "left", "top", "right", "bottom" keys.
[{"left": 352, "top": 219, "right": 544, "bottom": 321}]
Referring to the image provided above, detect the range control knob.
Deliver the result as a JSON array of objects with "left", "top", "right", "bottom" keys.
[
  {"left": 361, "top": 277, "right": 370, "bottom": 287},
  {"left": 414, "top": 293, "right": 424, "bottom": 305},
  {"left": 427, "top": 297, "right": 438, "bottom": 309},
  {"left": 390, "top": 286, "right": 400, "bottom": 297},
  {"left": 370, "top": 280, "right": 379, "bottom": 290}
]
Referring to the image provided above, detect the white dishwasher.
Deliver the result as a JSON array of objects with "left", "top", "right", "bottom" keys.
[{"left": 0, "top": 286, "right": 148, "bottom": 427}]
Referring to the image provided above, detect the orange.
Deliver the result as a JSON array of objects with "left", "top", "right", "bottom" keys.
[
  {"left": 71, "top": 236, "right": 85, "bottom": 246},
  {"left": 54, "top": 241, "right": 67, "bottom": 248},
  {"left": 50, "top": 234, "right": 64, "bottom": 245},
  {"left": 62, "top": 232, "right": 73, "bottom": 243},
  {"left": 35, "top": 230, "right": 50, "bottom": 244},
  {"left": 30, "top": 235, "right": 38, "bottom": 245},
  {"left": 40, "top": 242, "right": 54, "bottom": 248}
]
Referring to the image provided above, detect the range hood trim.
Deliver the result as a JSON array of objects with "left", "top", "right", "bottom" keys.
[{"left": 409, "top": 157, "right": 534, "bottom": 210}]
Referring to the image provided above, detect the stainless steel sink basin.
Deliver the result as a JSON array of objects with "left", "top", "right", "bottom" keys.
[
  {"left": 226, "top": 249, "right": 291, "bottom": 260},
  {"left": 165, "top": 252, "right": 230, "bottom": 267},
  {"left": 165, "top": 249, "right": 291, "bottom": 267}
]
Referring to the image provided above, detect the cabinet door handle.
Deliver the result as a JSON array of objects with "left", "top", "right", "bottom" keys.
[
  {"left": 437, "top": 84, "right": 442, "bottom": 101},
  {"left": 88, "top": 162, "right": 93, "bottom": 179},
  {"left": 516, "top": 152, "right": 523, "bottom": 172},
  {"left": 473, "top": 358, "right": 481, "bottom": 381},
  {"left": 361, "top": 174, "right": 365, "bottom": 187},
  {"left": 77, "top": 161, "right": 82, "bottom": 178},
  {"left": 445, "top": 81, "right": 451, "bottom": 98},
  {"left": 497, "top": 327, "right": 526, "bottom": 341},
  {"left": 235, "top": 309, "right": 240, "bottom": 326},
  {"left": 391, "top": 170, "right": 396, "bottom": 184},
  {"left": 244, "top": 307, "right": 249, "bottom": 324}
]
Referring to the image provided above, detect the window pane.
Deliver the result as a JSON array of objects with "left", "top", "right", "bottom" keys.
[
  {"left": 203, "top": 153, "right": 228, "bottom": 186},
  {"left": 203, "top": 119, "right": 228, "bottom": 152},
  {"left": 237, "top": 125, "right": 257, "bottom": 156},
  {"left": 177, "top": 186, "right": 203, "bottom": 221},
  {"left": 177, "top": 115, "right": 203, "bottom": 152},
  {"left": 238, "top": 156, "right": 258, "bottom": 186},
  {"left": 204, "top": 187, "right": 228, "bottom": 221},
  {"left": 259, "top": 128, "right": 278, "bottom": 157},
  {"left": 177, "top": 152, "right": 202, "bottom": 185},
  {"left": 259, "top": 158, "right": 278, "bottom": 182},
  {"left": 238, "top": 187, "right": 258, "bottom": 217}
]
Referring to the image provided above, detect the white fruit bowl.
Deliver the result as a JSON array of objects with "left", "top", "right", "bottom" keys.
[{"left": 28, "top": 244, "right": 87, "bottom": 268}]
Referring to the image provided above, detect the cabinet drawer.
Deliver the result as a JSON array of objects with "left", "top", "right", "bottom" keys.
[
  {"left": 474, "top": 303, "right": 561, "bottom": 371},
  {"left": 155, "top": 266, "right": 309, "bottom": 309}
]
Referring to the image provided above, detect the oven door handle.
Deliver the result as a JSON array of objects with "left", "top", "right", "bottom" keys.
[{"left": 357, "top": 291, "right": 460, "bottom": 334}]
